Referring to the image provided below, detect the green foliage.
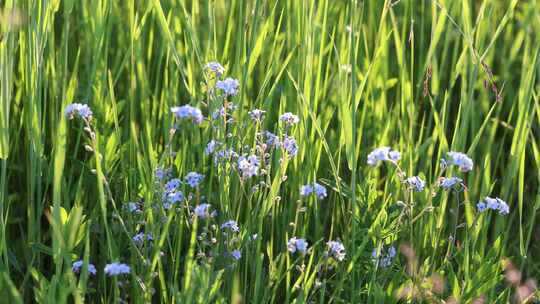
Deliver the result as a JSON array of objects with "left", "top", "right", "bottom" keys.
[{"left": 0, "top": 0, "right": 539, "bottom": 303}]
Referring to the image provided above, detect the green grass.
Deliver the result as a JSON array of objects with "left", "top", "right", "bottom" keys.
[{"left": 1, "top": 0, "right": 539, "bottom": 302}]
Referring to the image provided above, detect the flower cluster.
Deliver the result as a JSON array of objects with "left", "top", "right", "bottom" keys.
[
  {"left": 65, "top": 103, "right": 93, "bottom": 120},
  {"left": 442, "top": 151, "right": 474, "bottom": 172},
  {"left": 205, "top": 61, "right": 225, "bottom": 77},
  {"left": 237, "top": 155, "right": 260, "bottom": 179},
  {"left": 194, "top": 203, "right": 213, "bottom": 219},
  {"left": 287, "top": 237, "right": 309, "bottom": 255},
  {"left": 221, "top": 220, "right": 240, "bottom": 233},
  {"left": 438, "top": 177, "right": 463, "bottom": 190},
  {"left": 326, "top": 240, "right": 346, "bottom": 261},
  {"left": 185, "top": 172, "right": 204, "bottom": 188},
  {"left": 367, "top": 147, "right": 401, "bottom": 166},
  {"left": 300, "top": 182, "right": 327, "bottom": 199},
  {"left": 104, "top": 262, "right": 131, "bottom": 276},
  {"left": 216, "top": 78, "right": 240, "bottom": 96},
  {"left": 171, "top": 105, "right": 204, "bottom": 124},
  {"left": 404, "top": 176, "right": 426, "bottom": 192},
  {"left": 132, "top": 232, "right": 153, "bottom": 245},
  {"left": 279, "top": 112, "right": 299, "bottom": 126},
  {"left": 371, "top": 246, "right": 397, "bottom": 268},
  {"left": 72, "top": 260, "right": 97, "bottom": 275},
  {"left": 477, "top": 197, "right": 510, "bottom": 215}
]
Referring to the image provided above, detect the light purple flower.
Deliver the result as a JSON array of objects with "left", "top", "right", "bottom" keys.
[
  {"left": 445, "top": 151, "right": 473, "bottom": 172},
  {"left": 439, "top": 177, "right": 463, "bottom": 190},
  {"left": 133, "top": 232, "right": 153, "bottom": 245},
  {"left": 124, "top": 202, "right": 142, "bottom": 214},
  {"left": 164, "top": 179, "right": 182, "bottom": 192},
  {"left": 404, "top": 176, "right": 426, "bottom": 192},
  {"left": 65, "top": 103, "right": 93, "bottom": 120},
  {"left": 478, "top": 196, "right": 509, "bottom": 215},
  {"left": 205, "top": 61, "right": 225, "bottom": 77},
  {"left": 287, "top": 237, "right": 309, "bottom": 254},
  {"left": 300, "top": 185, "right": 313, "bottom": 196},
  {"left": 185, "top": 172, "right": 204, "bottom": 188},
  {"left": 216, "top": 78, "right": 239, "bottom": 96},
  {"left": 279, "top": 112, "right": 299, "bottom": 126},
  {"left": 367, "top": 147, "right": 401, "bottom": 166},
  {"left": 282, "top": 136, "right": 298, "bottom": 157},
  {"left": 194, "top": 203, "right": 211, "bottom": 219},
  {"left": 72, "top": 260, "right": 97, "bottom": 275},
  {"left": 221, "top": 220, "right": 239, "bottom": 232},
  {"left": 205, "top": 140, "right": 220, "bottom": 155},
  {"left": 165, "top": 191, "right": 184, "bottom": 203},
  {"left": 326, "top": 240, "right": 346, "bottom": 261},
  {"left": 238, "top": 155, "right": 260, "bottom": 179},
  {"left": 104, "top": 262, "right": 131, "bottom": 276},
  {"left": 313, "top": 182, "right": 327, "bottom": 199},
  {"left": 230, "top": 249, "right": 242, "bottom": 260},
  {"left": 248, "top": 109, "right": 266, "bottom": 122},
  {"left": 171, "top": 105, "right": 204, "bottom": 124},
  {"left": 264, "top": 131, "right": 280, "bottom": 148}
]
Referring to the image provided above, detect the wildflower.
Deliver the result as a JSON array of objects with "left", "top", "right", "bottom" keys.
[
  {"left": 282, "top": 136, "right": 298, "bottom": 157},
  {"left": 211, "top": 103, "right": 237, "bottom": 120},
  {"left": 124, "top": 202, "right": 142, "bottom": 214},
  {"left": 300, "top": 182, "right": 327, "bottom": 199},
  {"left": 133, "top": 232, "right": 153, "bottom": 245},
  {"left": 216, "top": 78, "right": 239, "bottom": 96},
  {"left": 367, "top": 147, "right": 401, "bottom": 166},
  {"left": 65, "top": 103, "right": 93, "bottom": 120},
  {"left": 185, "top": 172, "right": 204, "bottom": 188},
  {"left": 313, "top": 182, "right": 327, "bottom": 199},
  {"left": 72, "top": 260, "right": 97, "bottom": 275},
  {"left": 205, "top": 61, "right": 225, "bottom": 77},
  {"left": 248, "top": 109, "right": 266, "bottom": 122},
  {"left": 326, "top": 240, "right": 346, "bottom": 261},
  {"left": 104, "top": 262, "right": 131, "bottom": 276},
  {"left": 264, "top": 131, "right": 280, "bottom": 148},
  {"left": 205, "top": 140, "right": 220, "bottom": 155},
  {"left": 221, "top": 220, "right": 239, "bottom": 232},
  {"left": 279, "top": 112, "right": 299, "bottom": 126},
  {"left": 404, "top": 176, "right": 426, "bottom": 192},
  {"left": 230, "top": 249, "right": 242, "bottom": 260},
  {"left": 164, "top": 179, "right": 182, "bottom": 192},
  {"left": 155, "top": 167, "right": 170, "bottom": 181},
  {"left": 287, "top": 237, "right": 309, "bottom": 254},
  {"left": 439, "top": 177, "right": 463, "bottom": 190},
  {"left": 371, "top": 246, "right": 396, "bottom": 268},
  {"left": 238, "top": 155, "right": 260, "bottom": 179},
  {"left": 300, "top": 185, "right": 313, "bottom": 196},
  {"left": 444, "top": 151, "right": 474, "bottom": 172},
  {"left": 214, "top": 148, "right": 238, "bottom": 165},
  {"left": 194, "top": 203, "right": 211, "bottom": 219},
  {"left": 171, "top": 105, "right": 204, "bottom": 124},
  {"left": 477, "top": 197, "right": 509, "bottom": 215},
  {"left": 165, "top": 191, "right": 184, "bottom": 204}
]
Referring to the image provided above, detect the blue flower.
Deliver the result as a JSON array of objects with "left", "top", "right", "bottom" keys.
[
  {"left": 404, "top": 176, "right": 426, "bottom": 192},
  {"left": 300, "top": 185, "right": 313, "bottom": 196},
  {"left": 279, "top": 112, "right": 300, "bottom": 126},
  {"left": 230, "top": 249, "right": 242, "bottom": 260},
  {"left": 185, "top": 172, "right": 204, "bottom": 188},
  {"left": 371, "top": 246, "right": 396, "bottom": 268},
  {"left": 238, "top": 155, "right": 260, "bottom": 179},
  {"left": 367, "top": 147, "right": 401, "bottom": 166},
  {"left": 104, "top": 262, "right": 131, "bottom": 276},
  {"left": 133, "top": 232, "right": 153, "bottom": 245},
  {"left": 216, "top": 78, "right": 239, "bottom": 96},
  {"left": 72, "top": 260, "right": 97, "bottom": 275},
  {"left": 248, "top": 109, "right": 266, "bottom": 122},
  {"left": 439, "top": 177, "right": 463, "bottom": 190},
  {"left": 205, "top": 61, "right": 225, "bottom": 77},
  {"left": 194, "top": 203, "right": 212, "bottom": 219},
  {"left": 205, "top": 140, "right": 220, "bottom": 155},
  {"left": 287, "top": 237, "right": 309, "bottom": 254},
  {"left": 313, "top": 182, "right": 327, "bottom": 199},
  {"left": 445, "top": 151, "right": 474, "bottom": 172},
  {"left": 124, "top": 202, "right": 142, "bottom": 214},
  {"left": 221, "top": 220, "right": 239, "bottom": 232},
  {"left": 171, "top": 105, "right": 204, "bottom": 124},
  {"left": 301, "top": 182, "right": 327, "bottom": 199},
  {"left": 165, "top": 191, "right": 184, "bottom": 204},
  {"left": 477, "top": 197, "right": 509, "bottom": 215},
  {"left": 65, "top": 103, "right": 93, "bottom": 120},
  {"left": 264, "top": 131, "right": 280, "bottom": 148},
  {"left": 282, "top": 136, "right": 298, "bottom": 157},
  {"left": 164, "top": 178, "right": 182, "bottom": 192},
  {"left": 326, "top": 240, "right": 346, "bottom": 261},
  {"left": 155, "top": 167, "right": 170, "bottom": 181}
]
